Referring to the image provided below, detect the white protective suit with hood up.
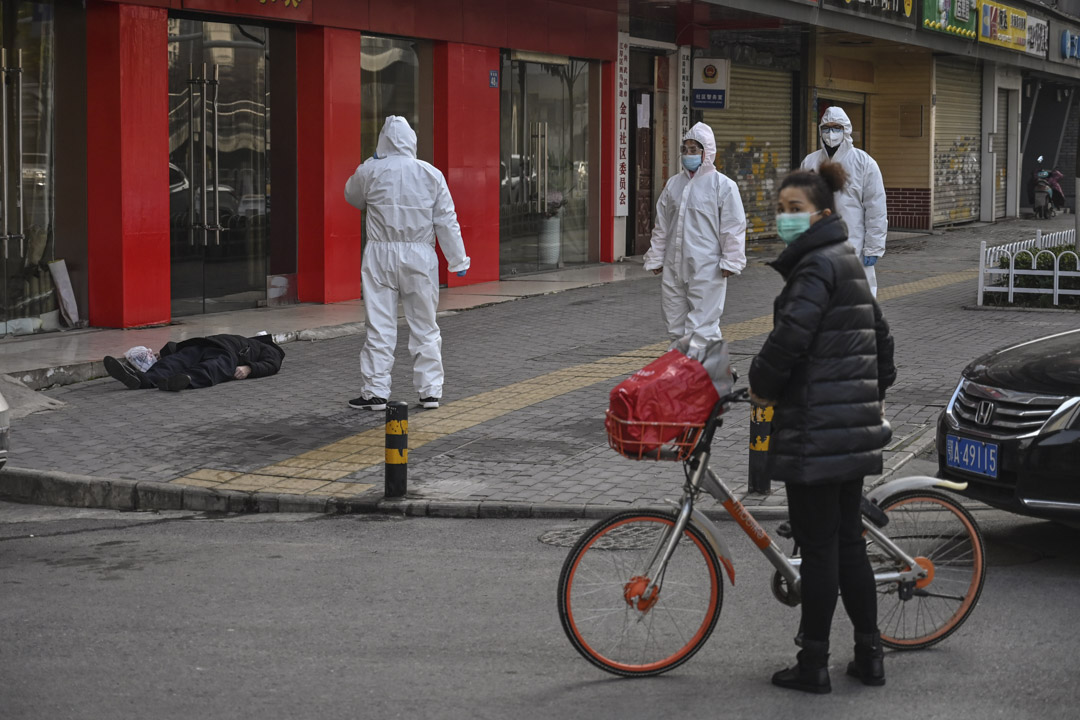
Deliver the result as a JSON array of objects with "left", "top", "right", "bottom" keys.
[
  {"left": 643, "top": 122, "right": 747, "bottom": 349},
  {"left": 800, "top": 106, "right": 887, "bottom": 296},
  {"left": 344, "top": 116, "right": 470, "bottom": 400}
]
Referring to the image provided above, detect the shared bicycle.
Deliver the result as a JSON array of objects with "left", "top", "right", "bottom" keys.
[{"left": 557, "top": 388, "right": 986, "bottom": 677}]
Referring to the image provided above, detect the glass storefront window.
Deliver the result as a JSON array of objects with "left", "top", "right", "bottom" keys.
[
  {"left": 360, "top": 36, "right": 430, "bottom": 161},
  {"left": 1, "top": 0, "right": 56, "bottom": 334},
  {"left": 500, "top": 56, "right": 593, "bottom": 276}
]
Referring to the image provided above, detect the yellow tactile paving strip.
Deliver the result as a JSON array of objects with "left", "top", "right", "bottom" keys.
[{"left": 170, "top": 269, "right": 979, "bottom": 496}]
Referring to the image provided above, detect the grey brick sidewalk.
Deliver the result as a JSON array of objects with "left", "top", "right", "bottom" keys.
[{"left": 4, "top": 216, "right": 1078, "bottom": 517}]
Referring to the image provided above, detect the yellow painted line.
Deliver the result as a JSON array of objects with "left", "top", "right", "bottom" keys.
[{"left": 170, "top": 269, "right": 977, "bottom": 492}]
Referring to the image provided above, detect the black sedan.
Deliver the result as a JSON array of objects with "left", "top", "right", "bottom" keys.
[{"left": 937, "top": 329, "right": 1080, "bottom": 521}]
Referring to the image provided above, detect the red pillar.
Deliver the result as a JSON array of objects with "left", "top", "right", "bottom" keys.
[
  {"left": 296, "top": 27, "right": 364, "bottom": 303},
  {"left": 432, "top": 42, "right": 501, "bottom": 287},
  {"left": 86, "top": 1, "right": 169, "bottom": 328},
  {"left": 601, "top": 60, "right": 615, "bottom": 264}
]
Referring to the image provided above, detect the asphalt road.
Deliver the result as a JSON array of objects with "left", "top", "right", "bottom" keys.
[{"left": 1, "top": 500, "right": 1078, "bottom": 720}]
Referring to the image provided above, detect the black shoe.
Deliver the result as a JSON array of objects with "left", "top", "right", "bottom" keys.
[
  {"left": 157, "top": 374, "right": 191, "bottom": 392},
  {"left": 348, "top": 396, "right": 387, "bottom": 411},
  {"left": 419, "top": 396, "right": 440, "bottom": 409},
  {"left": 772, "top": 640, "right": 831, "bottom": 694},
  {"left": 847, "top": 631, "right": 885, "bottom": 686},
  {"left": 104, "top": 355, "right": 147, "bottom": 390}
]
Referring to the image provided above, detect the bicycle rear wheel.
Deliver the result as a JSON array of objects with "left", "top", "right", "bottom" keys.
[
  {"left": 869, "top": 490, "right": 986, "bottom": 650},
  {"left": 557, "top": 511, "right": 723, "bottom": 677}
]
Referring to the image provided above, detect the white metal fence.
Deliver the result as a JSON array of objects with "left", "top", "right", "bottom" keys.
[{"left": 978, "top": 229, "right": 1080, "bottom": 305}]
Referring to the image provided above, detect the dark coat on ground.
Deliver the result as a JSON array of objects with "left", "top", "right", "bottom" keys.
[
  {"left": 159, "top": 334, "right": 285, "bottom": 379},
  {"left": 748, "top": 214, "right": 896, "bottom": 485}
]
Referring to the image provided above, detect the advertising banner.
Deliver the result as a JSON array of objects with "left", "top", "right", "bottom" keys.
[
  {"left": 921, "top": 0, "right": 978, "bottom": 39},
  {"left": 978, "top": 0, "right": 1028, "bottom": 52}
]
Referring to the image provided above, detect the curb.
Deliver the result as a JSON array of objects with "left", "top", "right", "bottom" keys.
[{"left": 0, "top": 466, "right": 794, "bottom": 521}]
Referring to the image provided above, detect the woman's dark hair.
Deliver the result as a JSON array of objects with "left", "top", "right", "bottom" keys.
[{"left": 779, "top": 162, "right": 848, "bottom": 213}]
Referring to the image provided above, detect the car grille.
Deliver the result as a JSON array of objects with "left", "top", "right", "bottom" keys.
[{"left": 952, "top": 381, "right": 1066, "bottom": 439}]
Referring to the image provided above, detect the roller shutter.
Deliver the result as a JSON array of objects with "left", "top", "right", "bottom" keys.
[
  {"left": 995, "top": 89, "right": 1008, "bottom": 219},
  {"left": 702, "top": 65, "right": 793, "bottom": 239},
  {"left": 933, "top": 58, "right": 982, "bottom": 226}
]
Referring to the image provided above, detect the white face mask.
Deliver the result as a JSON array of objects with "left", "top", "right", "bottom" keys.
[{"left": 821, "top": 128, "right": 845, "bottom": 148}]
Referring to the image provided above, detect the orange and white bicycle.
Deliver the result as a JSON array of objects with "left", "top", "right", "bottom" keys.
[{"left": 557, "top": 388, "right": 986, "bottom": 677}]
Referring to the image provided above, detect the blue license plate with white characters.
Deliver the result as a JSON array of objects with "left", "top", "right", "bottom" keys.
[{"left": 946, "top": 435, "right": 999, "bottom": 478}]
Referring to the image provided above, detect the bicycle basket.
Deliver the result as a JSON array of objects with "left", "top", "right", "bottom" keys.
[{"left": 604, "top": 411, "right": 703, "bottom": 461}]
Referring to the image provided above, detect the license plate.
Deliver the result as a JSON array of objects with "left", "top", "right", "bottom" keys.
[{"left": 946, "top": 435, "right": 999, "bottom": 478}]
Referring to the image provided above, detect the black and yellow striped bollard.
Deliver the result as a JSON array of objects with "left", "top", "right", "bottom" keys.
[
  {"left": 385, "top": 401, "right": 409, "bottom": 498},
  {"left": 748, "top": 402, "right": 773, "bottom": 494}
]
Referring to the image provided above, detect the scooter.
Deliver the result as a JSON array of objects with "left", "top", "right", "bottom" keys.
[{"left": 1034, "top": 170, "right": 1055, "bottom": 219}]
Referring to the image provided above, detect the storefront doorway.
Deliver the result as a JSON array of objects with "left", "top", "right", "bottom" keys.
[
  {"left": 499, "top": 55, "right": 592, "bottom": 276},
  {"left": 0, "top": 0, "right": 56, "bottom": 334},
  {"left": 167, "top": 19, "right": 270, "bottom": 317}
]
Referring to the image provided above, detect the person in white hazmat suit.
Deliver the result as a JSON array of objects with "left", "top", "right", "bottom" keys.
[
  {"left": 643, "top": 122, "right": 747, "bottom": 350},
  {"left": 344, "top": 116, "right": 470, "bottom": 411},
  {"left": 801, "top": 107, "right": 887, "bottom": 296}
]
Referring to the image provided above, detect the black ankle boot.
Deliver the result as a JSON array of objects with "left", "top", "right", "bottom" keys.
[
  {"left": 772, "top": 639, "right": 831, "bottom": 694},
  {"left": 847, "top": 631, "right": 885, "bottom": 686}
]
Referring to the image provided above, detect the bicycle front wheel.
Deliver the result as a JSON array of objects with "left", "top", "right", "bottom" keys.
[
  {"left": 557, "top": 511, "right": 723, "bottom": 677},
  {"left": 869, "top": 490, "right": 986, "bottom": 650}
]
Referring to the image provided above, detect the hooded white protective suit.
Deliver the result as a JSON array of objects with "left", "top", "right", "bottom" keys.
[
  {"left": 800, "top": 106, "right": 887, "bottom": 296},
  {"left": 643, "top": 122, "right": 747, "bottom": 349},
  {"left": 344, "top": 116, "right": 470, "bottom": 400}
]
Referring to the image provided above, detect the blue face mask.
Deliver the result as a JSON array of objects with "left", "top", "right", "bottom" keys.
[
  {"left": 682, "top": 154, "right": 703, "bottom": 172},
  {"left": 776, "top": 212, "right": 817, "bottom": 244}
]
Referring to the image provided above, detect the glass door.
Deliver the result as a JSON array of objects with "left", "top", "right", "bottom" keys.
[
  {"left": 500, "top": 56, "right": 590, "bottom": 276},
  {"left": 168, "top": 19, "right": 270, "bottom": 316},
  {"left": 0, "top": 0, "right": 56, "bottom": 335}
]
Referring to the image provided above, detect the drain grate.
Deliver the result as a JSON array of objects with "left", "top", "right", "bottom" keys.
[{"left": 539, "top": 523, "right": 668, "bottom": 550}]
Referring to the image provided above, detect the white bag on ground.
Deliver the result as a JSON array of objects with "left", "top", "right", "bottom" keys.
[{"left": 123, "top": 346, "right": 157, "bottom": 372}]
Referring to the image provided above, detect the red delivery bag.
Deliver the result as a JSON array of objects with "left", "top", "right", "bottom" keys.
[{"left": 606, "top": 349, "right": 721, "bottom": 459}]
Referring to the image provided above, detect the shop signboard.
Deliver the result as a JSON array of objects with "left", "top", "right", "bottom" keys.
[
  {"left": 824, "top": 0, "right": 918, "bottom": 28},
  {"left": 1050, "top": 20, "right": 1080, "bottom": 65},
  {"left": 921, "top": 0, "right": 978, "bottom": 39},
  {"left": 977, "top": 0, "right": 1028, "bottom": 52},
  {"left": 691, "top": 58, "right": 729, "bottom": 110},
  {"left": 1026, "top": 16, "right": 1049, "bottom": 58},
  {"left": 183, "top": 0, "right": 313, "bottom": 22}
]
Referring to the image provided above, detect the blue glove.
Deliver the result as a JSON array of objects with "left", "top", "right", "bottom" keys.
[
  {"left": 456, "top": 270, "right": 468, "bottom": 277},
  {"left": 863, "top": 256, "right": 879, "bottom": 267}
]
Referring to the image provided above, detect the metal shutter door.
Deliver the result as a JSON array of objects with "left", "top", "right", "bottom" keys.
[
  {"left": 933, "top": 59, "right": 982, "bottom": 226},
  {"left": 995, "top": 89, "right": 1008, "bottom": 219},
  {"left": 702, "top": 66, "right": 792, "bottom": 240}
]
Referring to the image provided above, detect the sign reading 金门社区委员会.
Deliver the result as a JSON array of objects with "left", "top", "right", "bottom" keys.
[{"left": 921, "top": 0, "right": 978, "bottom": 39}]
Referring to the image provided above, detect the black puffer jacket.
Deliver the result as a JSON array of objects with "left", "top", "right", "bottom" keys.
[
  {"left": 160, "top": 334, "right": 285, "bottom": 379},
  {"left": 749, "top": 215, "right": 896, "bottom": 485}
]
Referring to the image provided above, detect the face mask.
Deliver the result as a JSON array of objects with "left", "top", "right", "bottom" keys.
[
  {"left": 821, "top": 128, "right": 844, "bottom": 148},
  {"left": 682, "top": 154, "right": 703, "bottom": 172},
  {"left": 776, "top": 212, "right": 814, "bottom": 244}
]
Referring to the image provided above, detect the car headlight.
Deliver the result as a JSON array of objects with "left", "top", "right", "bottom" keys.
[{"left": 1039, "top": 396, "right": 1080, "bottom": 435}]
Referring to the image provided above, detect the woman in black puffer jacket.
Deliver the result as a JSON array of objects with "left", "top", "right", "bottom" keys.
[{"left": 749, "top": 163, "right": 896, "bottom": 695}]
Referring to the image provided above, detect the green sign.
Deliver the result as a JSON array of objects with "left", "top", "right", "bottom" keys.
[{"left": 922, "top": 0, "right": 979, "bottom": 39}]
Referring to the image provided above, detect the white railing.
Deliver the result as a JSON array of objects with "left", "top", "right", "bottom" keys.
[{"left": 978, "top": 229, "right": 1080, "bottom": 306}]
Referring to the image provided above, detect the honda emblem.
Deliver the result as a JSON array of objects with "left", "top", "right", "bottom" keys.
[{"left": 975, "top": 400, "right": 995, "bottom": 426}]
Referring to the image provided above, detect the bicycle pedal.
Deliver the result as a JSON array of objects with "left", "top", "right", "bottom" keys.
[{"left": 776, "top": 521, "right": 792, "bottom": 539}]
